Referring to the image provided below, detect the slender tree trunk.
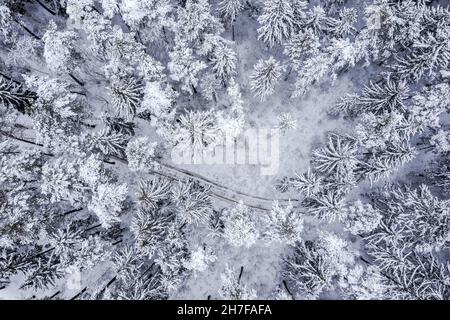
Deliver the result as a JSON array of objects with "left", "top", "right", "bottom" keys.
[
  {"left": 283, "top": 280, "right": 295, "bottom": 300},
  {"left": 14, "top": 19, "right": 41, "bottom": 40},
  {"left": 68, "top": 73, "right": 85, "bottom": 86},
  {"left": 63, "top": 207, "right": 83, "bottom": 216},
  {"left": 70, "top": 287, "right": 87, "bottom": 300},
  {"left": 35, "top": 0, "right": 56, "bottom": 15},
  {"left": 284, "top": 66, "right": 292, "bottom": 81},
  {"left": 232, "top": 24, "right": 235, "bottom": 42},
  {"left": 237, "top": 266, "right": 244, "bottom": 283}
]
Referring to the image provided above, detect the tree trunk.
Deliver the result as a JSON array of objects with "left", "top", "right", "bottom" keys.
[
  {"left": 232, "top": 24, "right": 235, "bottom": 42},
  {"left": 237, "top": 266, "right": 244, "bottom": 283},
  {"left": 35, "top": 0, "right": 56, "bottom": 15},
  {"left": 68, "top": 73, "right": 85, "bottom": 87}
]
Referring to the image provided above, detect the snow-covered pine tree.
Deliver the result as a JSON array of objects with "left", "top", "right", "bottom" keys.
[
  {"left": 218, "top": 0, "right": 243, "bottom": 25},
  {"left": 263, "top": 200, "right": 303, "bottom": 245},
  {"left": 136, "top": 177, "right": 172, "bottom": 210},
  {"left": 177, "top": 0, "right": 223, "bottom": 40},
  {"left": 182, "top": 245, "right": 216, "bottom": 276},
  {"left": 249, "top": 56, "right": 284, "bottom": 101},
  {"left": 312, "top": 134, "right": 359, "bottom": 176},
  {"left": 218, "top": 265, "right": 257, "bottom": 299},
  {"left": 335, "top": 79, "right": 409, "bottom": 117},
  {"left": 168, "top": 40, "right": 207, "bottom": 94},
  {"left": 88, "top": 182, "right": 128, "bottom": 228},
  {"left": 19, "top": 256, "right": 64, "bottom": 291},
  {"left": 89, "top": 128, "right": 129, "bottom": 158},
  {"left": 42, "top": 21, "right": 83, "bottom": 76},
  {"left": 289, "top": 169, "right": 323, "bottom": 198},
  {"left": 222, "top": 201, "right": 259, "bottom": 248},
  {"left": 217, "top": 0, "right": 243, "bottom": 39},
  {"left": 110, "top": 74, "right": 144, "bottom": 120},
  {"left": 283, "top": 240, "right": 334, "bottom": 299},
  {"left": 343, "top": 200, "right": 381, "bottom": 235},
  {"left": 131, "top": 207, "right": 174, "bottom": 256},
  {"left": 257, "top": 0, "right": 298, "bottom": 47},
  {"left": 211, "top": 43, "right": 237, "bottom": 84},
  {"left": 284, "top": 28, "right": 320, "bottom": 71},
  {"left": 125, "top": 136, "right": 159, "bottom": 171},
  {"left": 302, "top": 189, "right": 346, "bottom": 222},
  {"left": 171, "top": 179, "right": 212, "bottom": 225},
  {"left": 283, "top": 232, "right": 355, "bottom": 299},
  {"left": 326, "top": 7, "right": 357, "bottom": 38},
  {"left": 172, "top": 109, "right": 219, "bottom": 161}
]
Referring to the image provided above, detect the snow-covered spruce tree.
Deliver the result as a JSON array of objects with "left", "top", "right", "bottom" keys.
[
  {"left": 175, "top": 0, "right": 224, "bottom": 44},
  {"left": 43, "top": 21, "right": 83, "bottom": 76},
  {"left": 342, "top": 200, "right": 381, "bottom": 235},
  {"left": 182, "top": 245, "right": 217, "bottom": 276},
  {"left": 263, "top": 200, "right": 303, "bottom": 245},
  {"left": 257, "top": 0, "right": 301, "bottom": 47},
  {"left": 88, "top": 128, "right": 129, "bottom": 158},
  {"left": 335, "top": 79, "right": 409, "bottom": 117},
  {"left": 138, "top": 81, "right": 177, "bottom": 127},
  {"left": 171, "top": 179, "right": 212, "bottom": 225},
  {"left": 210, "top": 43, "right": 237, "bottom": 84},
  {"left": 222, "top": 201, "right": 259, "bottom": 248},
  {"left": 283, "top": 232, "right": 355, "bottom": 299},
  {"left": 326, "top": 7, "right": 357, "bottom": 38},
  {"left": 125, "top": 136, "right": 159, "bottom": 171},
  {"left": 338, "top": 265, "right": 386, "bottom": 300},
  {"left": 111, "top": 246, "right": 168, "bottom": 300},
  {"left": 131, "top": 207, "right": 174, "bottom": 256},
  {"left": 88, "top": 182, "right": 128, "bottom": 228},
  {"left": 217, "top": 0, "right": 243, "bottom": 39},
  {"left": 216, "top": 77, "right": 245, "bottom": 139},
  {"left": 284, "top": 28, "right": 320, "bottom": 71},
  {"left": 359, "top": 184, "right": 450, "bottom": 299},
  {"left": 218, "top": 265, "right": 257, "bottom": 299},
  {"left": 168, "top": 40, "right": 207, "bottom": 94},
  {"left": 136, "top": 177, "right": 172, "bottom": 210},
  {"left": 110, "top": 74, "right": 144, "bottom": 121},
  {"left": 249, "top": 56, "right": 284, "bottom": 101},
  {"left": 283, "top": 240, "right": 334, "bottom": 299},
  {"left": 172, "top": 109, "right": 219, "bottom": 161}
]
